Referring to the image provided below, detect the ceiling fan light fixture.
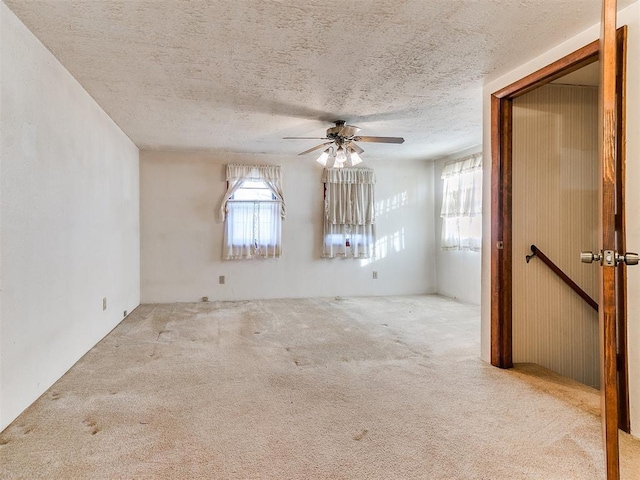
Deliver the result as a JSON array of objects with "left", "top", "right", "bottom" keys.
[
  {"left": 284, "top": 120, "right": 404, "bottom": 167},
  {"left": 316, "top": 148, "right": 331, "bottom": 166},
  {"left": 334, "top": 146, "right": 347, "bottom": 166},
  {"left": 326, "top": 152, "right": 337, "bottom": 168},
  {"left": 348, "top": 148, "right": 362, "bottom": 166}
]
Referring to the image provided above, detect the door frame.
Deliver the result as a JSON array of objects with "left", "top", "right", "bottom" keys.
[{"left": 489, "top": 28, "right": 629, "bottom": 428}]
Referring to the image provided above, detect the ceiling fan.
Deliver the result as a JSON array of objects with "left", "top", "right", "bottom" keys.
[{"left": 283, "top": 120, "right": 405, "bottom": 168}]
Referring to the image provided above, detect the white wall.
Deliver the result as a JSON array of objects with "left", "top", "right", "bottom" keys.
[
  {"left": 481, "top": 3, "right": 640, "bottom": 437},
  {"left": 0, "top": 4, "right": 140, "bottom": 431},
  {"left": 434, "top": 151, "right": 482, "bottom": 305},
  {"left": 140, "top": 151, "right": 435, "bottom": 302}
]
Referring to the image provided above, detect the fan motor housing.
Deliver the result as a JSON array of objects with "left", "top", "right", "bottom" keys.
[
  {"left": 326, "top": 126, "right": 342, "bottom": 138},
  {"left": 326, "top": 121, "right": 360, "bottom": 140}
]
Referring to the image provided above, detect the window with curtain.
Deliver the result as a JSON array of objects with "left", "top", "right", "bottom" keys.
[
  {"left": 322, "top": 167, "right": 376, "bottom": 259},
  {"left": 220, "top": 164, "right": 286, "bottom": 259},
  {"left": 440, "top": 154, "right": 482, "bottom": 252}
]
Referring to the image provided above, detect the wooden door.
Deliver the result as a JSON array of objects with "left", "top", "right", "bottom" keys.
[{"left": 598, "top": 0, "right": 620, "bottom": 478}]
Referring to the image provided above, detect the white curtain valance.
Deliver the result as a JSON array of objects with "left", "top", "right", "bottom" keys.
[
  {"left": 322, "top": 167, "right": 376, "bottom": 185},
  {"left": 226, "top": 164, "right": 282, "bottom": 182},
  {"left": 323, "top": 167, "right": 375, "bottom": 226},
  {"left": 220, "top": 164, "right": 286, "bottom": 221},
  {"left": 441, "top": 154, "right": 482, "bottom": 179}
]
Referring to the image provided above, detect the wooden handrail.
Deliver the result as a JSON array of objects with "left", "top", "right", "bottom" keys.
[{"left": 526, "top": 244, "right": 598, "bottom": 312}]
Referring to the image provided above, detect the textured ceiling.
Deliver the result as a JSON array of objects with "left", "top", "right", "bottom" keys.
[{"left": 4, "top": 0, "right": 636, "bottom": 160}]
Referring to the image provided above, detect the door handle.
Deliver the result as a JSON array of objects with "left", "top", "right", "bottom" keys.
[
  {"left": 581, "top": 251, "right": 602, "bottom": 264},
  {"left": 580, "top": 250, "right": 638, "bottom": 266},
  {"left": 616, "top": 252, "right": 639, "bottom": 266}
]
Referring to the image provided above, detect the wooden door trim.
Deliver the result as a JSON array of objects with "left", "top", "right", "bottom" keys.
[
  {"left": 490, "top": 39, "right": 599, "bottom": 368},
  {"left": 492, "top": 39, "right": 599, "bottom": 101},
  {"left": 490, "top": 25, "right": 628, "bottom": 417}
]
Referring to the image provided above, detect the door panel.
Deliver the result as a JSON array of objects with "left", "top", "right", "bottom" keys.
[{"left": 598, "top": 0, "right": 619, "bottom": 478}]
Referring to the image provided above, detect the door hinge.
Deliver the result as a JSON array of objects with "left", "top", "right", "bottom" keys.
[{"left": 497, "top": 241, "right": 504, "bottom": 250}]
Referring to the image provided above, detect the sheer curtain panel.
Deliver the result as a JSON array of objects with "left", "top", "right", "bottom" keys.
[
  {"left": 220, "top": 164, "right": 285, "bottom": 259},
  {"left": 440, "top": 154, "right": 482, "bottom": 251},
  {"left": 322, "top": 168, "right": 376, "bottom": 259}
]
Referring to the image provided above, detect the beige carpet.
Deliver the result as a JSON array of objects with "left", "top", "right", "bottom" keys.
[{"left": 1, "top": 295, "right": 638, "bottom": 479}]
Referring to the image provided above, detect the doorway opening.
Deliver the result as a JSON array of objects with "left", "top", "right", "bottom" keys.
[
  {"left": 490, "top": 28, "right": 629, "bottom": 432},
  {"left": 512, "top": 62, "right": 600, "bottom": 389}
]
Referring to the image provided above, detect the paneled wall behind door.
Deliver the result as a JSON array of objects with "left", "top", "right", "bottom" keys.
[{"left": 512, "top": 84, "right": 599, "bottom": 387}]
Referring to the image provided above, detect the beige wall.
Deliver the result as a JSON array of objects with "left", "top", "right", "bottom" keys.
[
  {"left": 140, "top": 151, "right": 436, "bottom": 302},
  {"left": 0, "top": 4, "right": 140, "bottom": 430},
  {"left": 512, "top": 84, "right": 599, "bottom": 387},
  {"left": 482, "top": 3, "right": 640, "bottom": 437}
]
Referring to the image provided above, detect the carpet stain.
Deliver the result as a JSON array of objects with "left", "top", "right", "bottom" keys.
[
  {"left": 19, "top": 425, "right": 33, "bottom": 436},
  {"left": 353, "top": 429, "right": 368, "bottom": 441},
  {"left": 50, "top": 392, "right": 61, "bottom": 400},
  {"left": 83, "top": 419, "right": 100, "bottom": 435}
]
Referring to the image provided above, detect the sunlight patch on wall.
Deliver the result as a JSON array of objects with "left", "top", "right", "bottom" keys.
[
  {"left": 360, "top": 227, "right": 406, "bottom": 266},
  {"left": 376, "top": 192, "right": 408, "bottom": 216}
]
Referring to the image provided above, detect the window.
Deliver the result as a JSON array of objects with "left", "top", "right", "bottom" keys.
[
  {"left": 322, "top": 167, "right": 376, "bottom": 259},
  {"left": 220, "top": 165, "right": 285, "bottom": 259},
  {"left": 231, "top": 180, "right": 275, "bottom": 201},
  {"left": 440, "top": 154, "right": 482, "bottom": 252}
]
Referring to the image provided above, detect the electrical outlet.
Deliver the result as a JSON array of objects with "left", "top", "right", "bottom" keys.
[
  {"left": 373, "top": 271, "right": 378, "bottom": 280},
  {"left": 219, "top": 275, "right": 225, "bottom": 285},
  {"left": 103, "top": 297, "right": 107, "bottom": 311}
]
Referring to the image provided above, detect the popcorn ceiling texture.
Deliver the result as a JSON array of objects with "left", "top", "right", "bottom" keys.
[
  {"left": 3, "top": 0, "right": 634, "bottom": 159},
  {"left": 1, "top": 295, "right": 639, "bottom": 478}
]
